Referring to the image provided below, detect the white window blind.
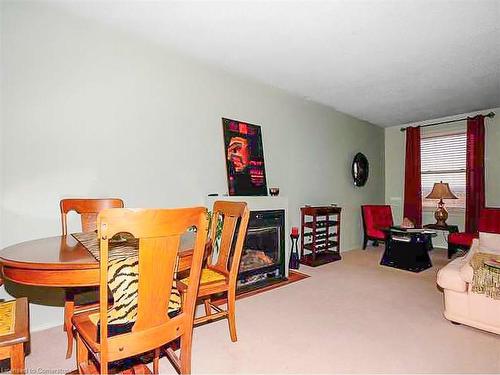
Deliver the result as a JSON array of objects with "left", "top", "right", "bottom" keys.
[{"left": 421, "top": 132, "right": 466, "bottom": 208}]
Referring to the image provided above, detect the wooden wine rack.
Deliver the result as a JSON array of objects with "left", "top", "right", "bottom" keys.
[{"left": 300, "top": 206, "right": 342, "bottom": 266}]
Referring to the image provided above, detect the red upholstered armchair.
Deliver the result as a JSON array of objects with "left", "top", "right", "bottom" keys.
[
  {"left": 448, "top": 208, "right": 500, "bottom": 258},
  {"left": 361, "top": 205, "right": 394, "bottom": 249}
]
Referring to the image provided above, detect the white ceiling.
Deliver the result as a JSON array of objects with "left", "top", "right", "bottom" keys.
[{"left": 55, "top": 0, "right": 500, "bottom": 127}]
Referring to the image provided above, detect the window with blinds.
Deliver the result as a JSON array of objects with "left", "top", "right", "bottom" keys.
[{"left": 421, "top": 132, "right": 466, "bottom": 209}]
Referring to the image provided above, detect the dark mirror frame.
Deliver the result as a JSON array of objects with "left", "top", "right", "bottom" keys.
[{"left": 352, "top": 152, "right": 369, "bottom": 187}]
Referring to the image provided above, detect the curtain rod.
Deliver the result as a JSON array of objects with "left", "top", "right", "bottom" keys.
[{"left": 399, "top": 111, "right": 496, "bottom": 132}]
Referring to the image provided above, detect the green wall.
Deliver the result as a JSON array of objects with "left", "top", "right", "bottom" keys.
[
  {"left": 1, "top": 1, "right": 385, "bottom": 331},
  {"left": 384, "top": 107, "right": 500, "bottom": 246}
]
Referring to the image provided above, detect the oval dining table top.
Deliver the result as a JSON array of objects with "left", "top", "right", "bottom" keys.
[
  {"left": 1, "top": 235, "right": 99, "bottom": 270},
  {"left": 0, "top": 232, "right": 204, "bottom": 287},
  {"left": 0, "top": 233, "right": 198, "bottom": 269}
]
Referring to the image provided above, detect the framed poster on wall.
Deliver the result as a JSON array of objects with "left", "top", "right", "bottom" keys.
[{"left": 222, "top": 118, "right": 268, "bottom": 196}]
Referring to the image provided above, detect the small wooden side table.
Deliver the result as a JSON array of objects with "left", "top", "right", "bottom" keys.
[{"left": 423, "top": 224, "right": 459, "bottom": 258}]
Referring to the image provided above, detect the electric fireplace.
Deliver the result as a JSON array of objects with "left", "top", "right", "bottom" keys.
[{"left": 237, "top": 209, "right": 286, "bottom": 291}]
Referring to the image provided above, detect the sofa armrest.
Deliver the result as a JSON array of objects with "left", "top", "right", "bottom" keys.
[
  {"left": 458, "top": 239, "right": 479, "bottom": 283},
  {"left": 459, "top": 263, "right": 473, "bottom": 283},
  {"left": 437, "top": 257, "right": 468, "bottom": 292}
]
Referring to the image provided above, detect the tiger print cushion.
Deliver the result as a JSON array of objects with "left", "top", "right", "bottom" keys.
[{"left": 89, "top": 256, "right": 181, "bottom": 327}]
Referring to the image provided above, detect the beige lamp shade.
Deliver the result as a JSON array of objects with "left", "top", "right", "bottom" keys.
[{"left": 425, "top": 181, "right": 458, "bottom": 200}]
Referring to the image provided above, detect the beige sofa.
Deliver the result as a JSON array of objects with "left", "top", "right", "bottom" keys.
[{"left": 437, "top": 237, "right": 500, "bottom": 335}]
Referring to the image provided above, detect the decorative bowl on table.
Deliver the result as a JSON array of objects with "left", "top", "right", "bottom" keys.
[{"left": 484, "top": 259, "right": 500, "bottom": 270}]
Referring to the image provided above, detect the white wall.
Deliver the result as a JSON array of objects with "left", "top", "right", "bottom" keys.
[
  {"left": 0, "top": 3, "right": 3, "bottom": 247},
  {"left": 0, "top": 2, "right": 385, "bottom": 330},
  {"left": 385, "top": 106, "right": 500, "bottom": 247}
]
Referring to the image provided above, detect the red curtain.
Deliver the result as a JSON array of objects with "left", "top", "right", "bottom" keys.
[
  {"left": 465, "top": 115, "right": 485, "bottom": 233},
  {"left": 403, "top": 126, "right": 422, "bottom": 227}
]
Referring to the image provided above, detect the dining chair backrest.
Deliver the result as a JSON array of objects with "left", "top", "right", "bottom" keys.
[
  {"left": 96, "top": 207, "right": 208, "bottom": 371},
  {"left": 60, "top": 198, "right": 124, "bottom": 235},
  {"left": 208, "top": 201, "right": 250, "bottom": 288}
]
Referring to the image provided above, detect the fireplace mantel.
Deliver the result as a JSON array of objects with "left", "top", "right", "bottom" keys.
[
  {"left": 205, "top": 195, "right": 290, "bottom": 275},
  {"left": 206, "top": 195, "right": 288, "bottom": 211}
]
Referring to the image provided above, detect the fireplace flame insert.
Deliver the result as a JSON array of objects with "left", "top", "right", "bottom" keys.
[{"left": 236, "top": 209, "right": 286, "bottom": 291}]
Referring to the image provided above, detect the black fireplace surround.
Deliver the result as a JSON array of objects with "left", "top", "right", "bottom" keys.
[{"left": 236, "top": 209, "right": 286, "bottom": 291}]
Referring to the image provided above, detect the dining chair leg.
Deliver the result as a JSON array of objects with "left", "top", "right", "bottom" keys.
[
  {"left": 227, "top": 290, "right": 237, "bottom": 342},
  {"left": 75, "top": 333, "right": 89, "bottom": 370},
  {"left": 10, "top": 343, "right": 25, "bottom": 374},
  {"left": 64, "top": 298, "right": 75, "bottom": 358},
  {"left": 100, "top": 360, "right": 108, "bottom": 375},
  {"left": 203, "top": 298, "right": 212, "bottom": 317},
  {"left": 153, "top": 348, "right": 160, "bottom": 374},
  {"left": 179, "top": 331, "right": 193, "bottom": 375}
]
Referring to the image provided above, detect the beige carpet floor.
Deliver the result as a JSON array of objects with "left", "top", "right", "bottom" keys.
[{"left": 25, "top": 247, "right": 500, "bottom": 373}]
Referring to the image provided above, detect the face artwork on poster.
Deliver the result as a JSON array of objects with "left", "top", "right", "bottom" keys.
[{"left": 222, "top": 118, "right": 268, "bottom": 196}]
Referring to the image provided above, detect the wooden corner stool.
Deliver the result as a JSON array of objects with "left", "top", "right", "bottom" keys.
[{"left": 0, "top": 297, "right": 29, "bottom": 374}]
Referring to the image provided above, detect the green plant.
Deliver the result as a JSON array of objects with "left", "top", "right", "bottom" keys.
[{"left": 207, "top": 211, "right": 224, "bottom": 255}]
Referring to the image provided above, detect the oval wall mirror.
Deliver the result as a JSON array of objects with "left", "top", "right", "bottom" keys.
[{"left": 352, "top": 153, "right": 369, "bottom": 187}]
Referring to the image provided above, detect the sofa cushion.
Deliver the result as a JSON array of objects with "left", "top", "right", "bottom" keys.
[
  {"left": 437, "top": 257, "right": 468, "bottom": 292},
  {"left": 448, "top": 232, "right": 475, "bottom": 247},
  {"left": 479, "top": 232, "right": 500, "bottom": 255}
]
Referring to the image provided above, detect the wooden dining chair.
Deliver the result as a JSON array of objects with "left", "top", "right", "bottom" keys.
[
  {"left": 178, "top": 201, "right": 249, "bottom": 342},
  {"left": 0, "top": 297, "right": 29, "bottom": 374},
  {"left": 60, "top": 198, "right": 124, "bottom": 358},
  {"left": 72, "top": 207, "right": 208, "bottom": 374}
]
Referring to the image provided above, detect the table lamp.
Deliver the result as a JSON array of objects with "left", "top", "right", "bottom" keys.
[{"left": 425, "top": 181, "right": 458, "bottom": 226}]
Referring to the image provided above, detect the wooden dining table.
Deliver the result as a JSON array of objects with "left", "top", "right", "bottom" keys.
[{"left": 0, "top": 232, "right": 205, "bottom": 288}]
